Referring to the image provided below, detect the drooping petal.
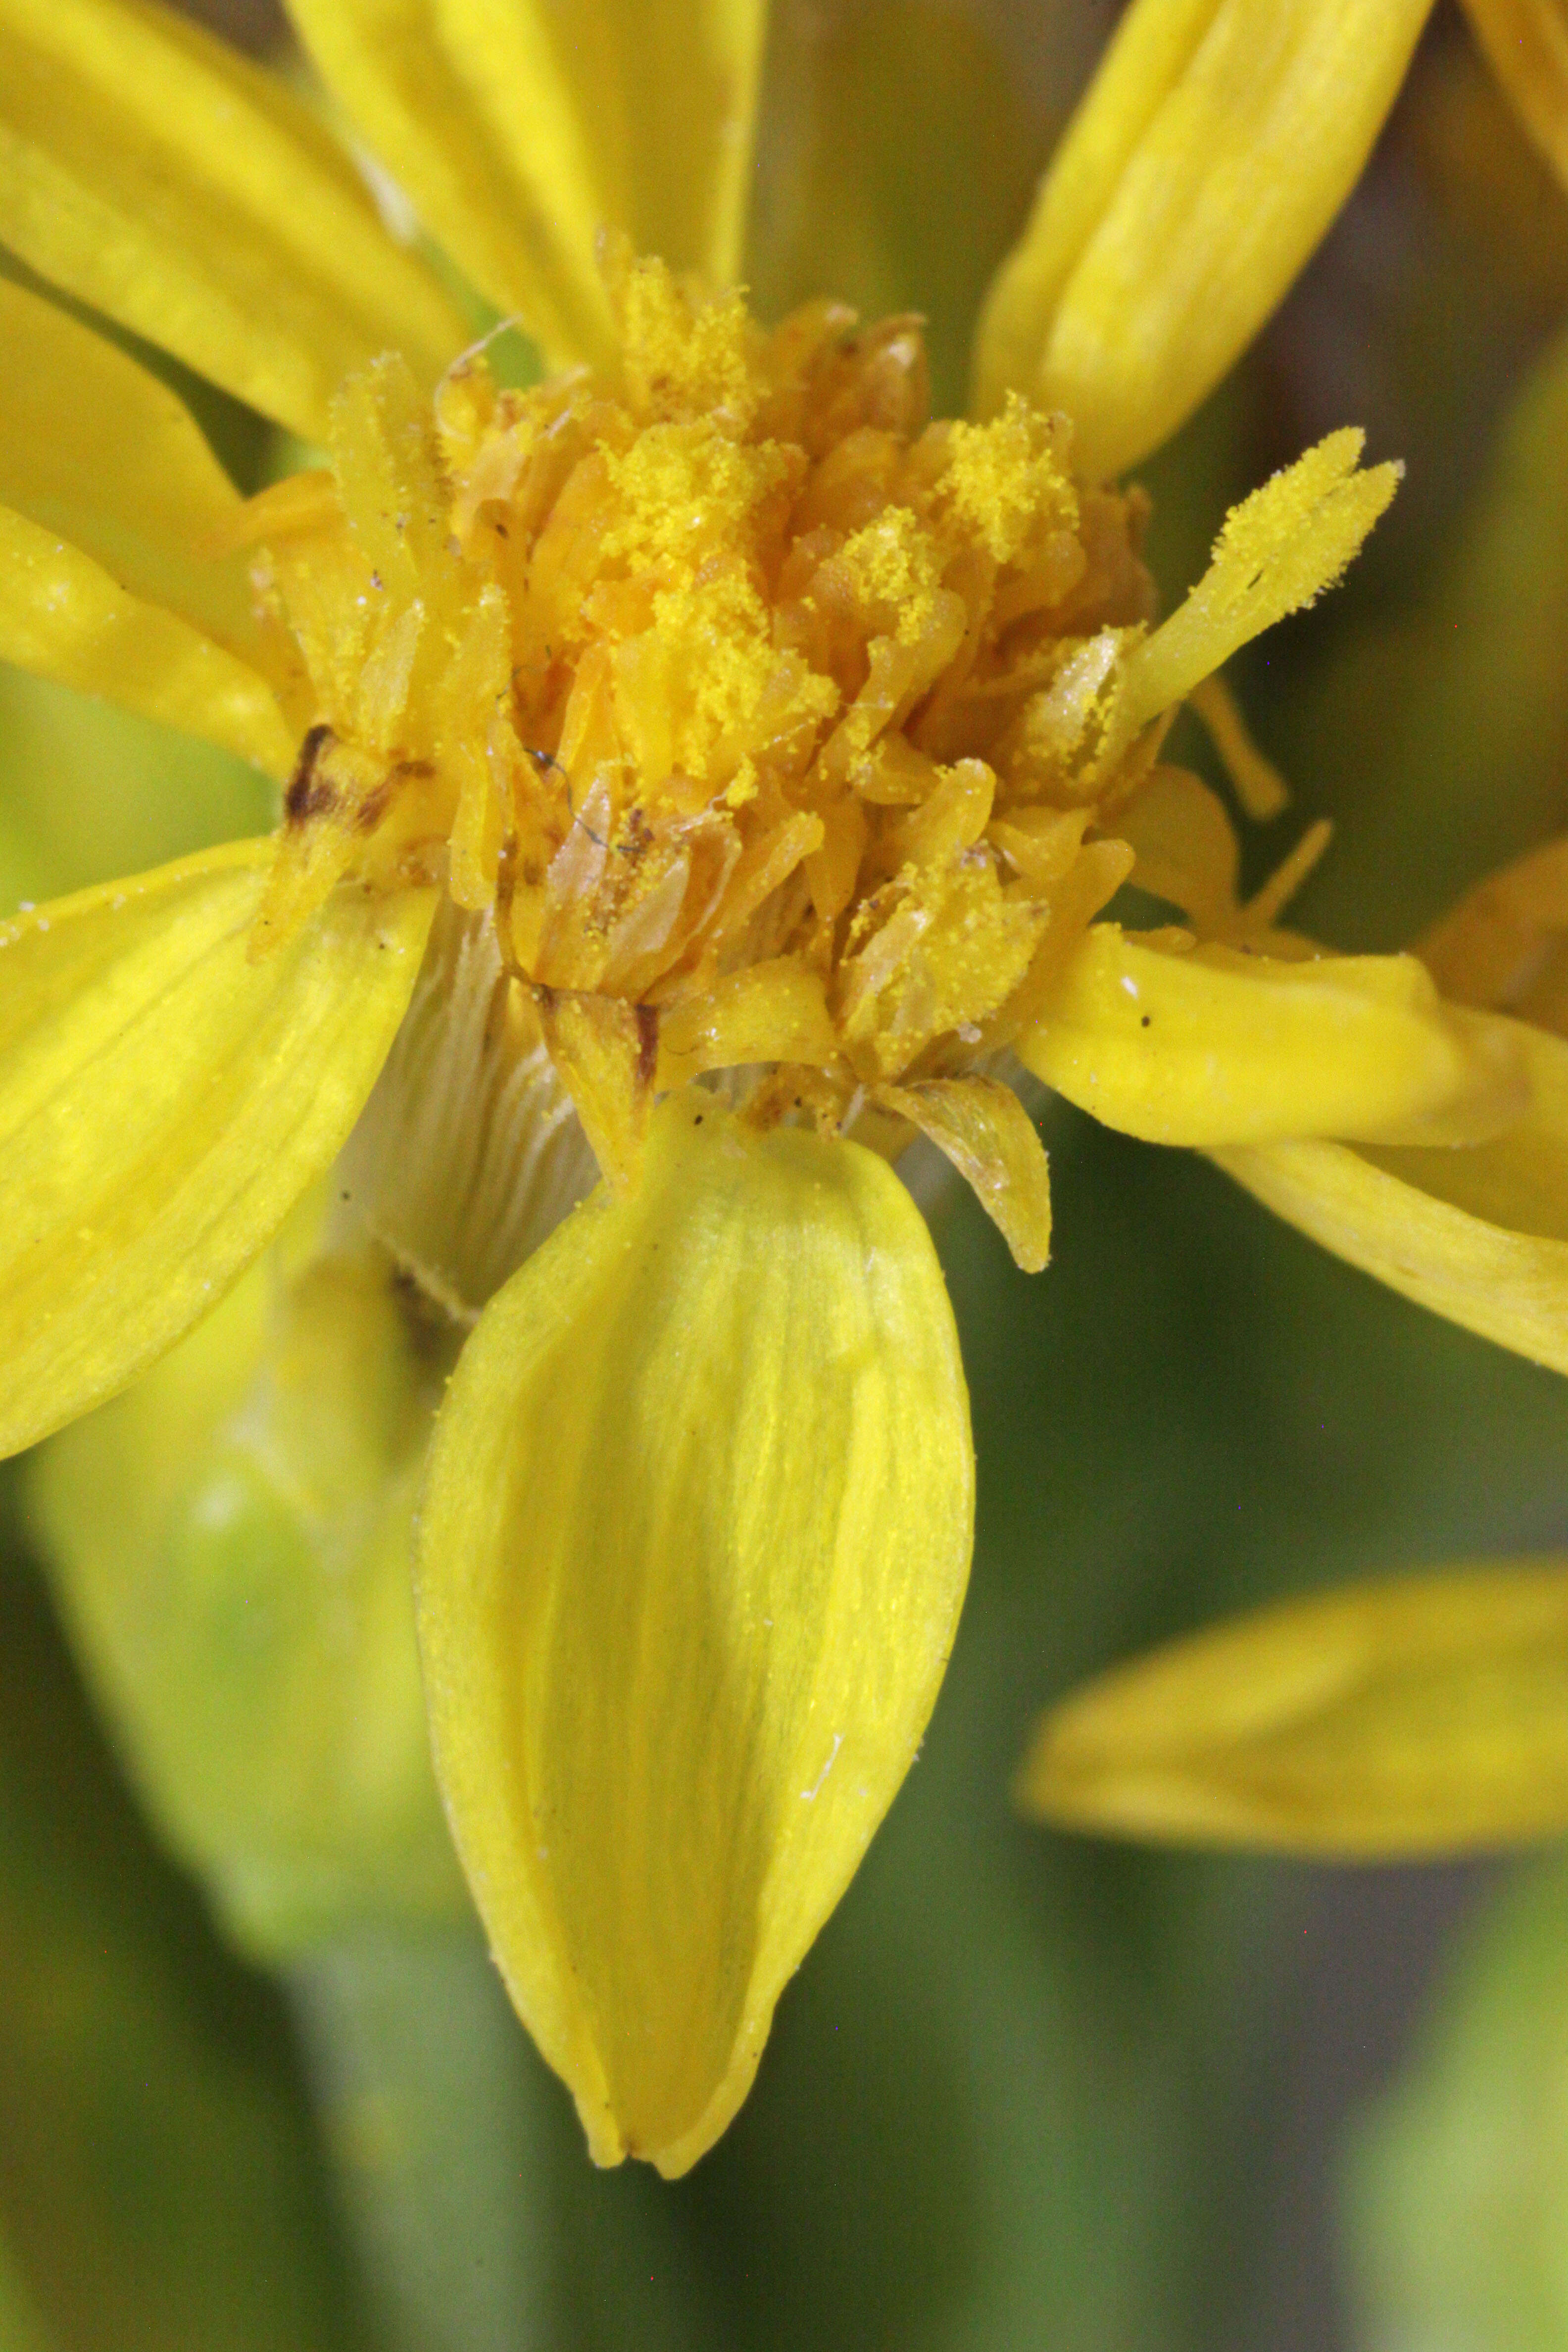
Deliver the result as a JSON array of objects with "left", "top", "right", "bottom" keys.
[
  {"left": 873, "top": 1075, "right": 1052, "bottom": 1272},
  {"left": 0, "top": 504, "right": 294, "bottom": 774},
  {"left": 1118, "top": 433, "right": 1401, "bottom": 734},
  {"left": 1017, "top": 926, "right": 1499, "bottom": 1147},
  {"left": 1212, "top": 1016, "right": 1568, "bottom": 1373},
  {"left": 285, "top": 0, "right": 769, "bottom": 371},
  {"left": 416, "top": 1093, "right": 973, "bottom": 2176},
  {"left": 0, "top": 0, "right": 468, "bottom": 441},
  {"left": 1461, "top": 0, "right": 1568, "bottom": 189},
  {"left": 0, "top": 277, "right": 272, "bottom": 663},
  {"left": 973, "top": 0, "right": 1433, "bottom": 475},
  {"left": 1017, "top": 1563, "right": 1568, "bottom": 1855},
  {"left": 0, "top": 841, "right": 435, "bottom": 1457}
]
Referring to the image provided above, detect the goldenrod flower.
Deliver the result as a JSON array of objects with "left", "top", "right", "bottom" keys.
[{"left": 5, "top": 0, "right": 1539, "bottom": 2175}]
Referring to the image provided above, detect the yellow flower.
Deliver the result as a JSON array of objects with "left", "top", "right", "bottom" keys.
[{"left": 3, "top": 0, "right": 1538, "bottom": 2175}]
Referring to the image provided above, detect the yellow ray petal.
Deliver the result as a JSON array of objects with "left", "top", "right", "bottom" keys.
[
  {"left": 416, "top": 1093, "right": 973, "bottom": 2176},
  {"left": 0, "top": 0, "right": 468, "bottom": 441},
  {"left": 1017, "top": 926, "right": 1495, "bottom": 1148},
  {"left": 1120, "top": 433, "right": 1401, "bottom": 733},
  {"left": 1017, "top": 1562, "right": 1568, "bottom": 1856},
  {"left": 0, "top": 275, "right": 276, "bottom": 667},
  {"left": 973, "top": 0, "right": 1217, "bottom": 423},
  {"left": 0, "top": 841, "right": 435, "bottom": 1458},
  {"left": 873, "top": 1075, "right": 1052, "bottom": 1271},
  {"left": 286, "top": 0, "right": 769, "bottom": 371},
  {"left": 974, "top": 0, "right": 1433, "bottom": 475},
  {"left": 0, "top": 503, "right": 294, "bottom": 774},
  {"left": 1461, "top": 0, "right": 1568, "bottom": 189},
  {"left": 1212, "top": 1016, "right": 1568, "bottom": 1374}
]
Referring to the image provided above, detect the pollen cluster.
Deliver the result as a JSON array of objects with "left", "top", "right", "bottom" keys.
[{"left": 242, "top": 251, "right": 1177, "bottom": 1221}]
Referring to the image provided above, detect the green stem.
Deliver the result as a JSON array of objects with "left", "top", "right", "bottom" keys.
[{"left": 287, "top": 1928, "right": 551, "bottom": 2352}]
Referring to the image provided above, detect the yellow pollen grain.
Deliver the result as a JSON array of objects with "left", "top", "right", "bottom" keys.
[
  {"left": 616, "top": 253, "right": 757, "bottom": 427},
  {"left": 838, "top": 507, "right": 943, "bottom": 644},
  {"left": 942, "top": 393, "right": 1078, "bottom": 566},
  {"left": 601, "top": 426, "right": 786, "bottom": 575}
]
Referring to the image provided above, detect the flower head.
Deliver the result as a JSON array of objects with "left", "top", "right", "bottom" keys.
[{"left": 5, "top": 0, "right": 1548, "bottom": 2174}]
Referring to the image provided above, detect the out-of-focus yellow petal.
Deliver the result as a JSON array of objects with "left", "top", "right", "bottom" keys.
[
  {"left": 0, "top": 277, "right": 266, "bottom": 663},
  {"left": 873, "top": 1075, "right": 1052, "bottom": 1271},
  {"left": 1017, "top": 926, "right": 1496, "bottom": 1147},
  {"left": 1213, "top": 1017, "right": 1568, "bottom": 1373},
  {"left": 0, "top": 841, "right": 435, "bottom": 1458},
  {"left": 0, "top": 0, "right": 468, "bottom": 441},
  {"left": 974, "top": 0, "right": 1432, "bottom": 475},
  {"left": 286, "top": 0, "right": 768, "bottom": 371},
  {"left": 1118, "top": 764, "right": 1241, "bottom": 930},
  {"left": 416, "top": 1093, "right": 973, "bottom": 2176},
  {"left": 1418, "top": 833, "right": 1568, "bottom": 1031},
  {"left": 973, "top": 0, "right": 1216, "bottom": 422},
  {"left": 1017, "top": 1563, "right": 1568, "bottom": 1855},
  {"left": 0, "top": 504, "right": 294, "bottom": 774},
  {"left": 1120, "top": 433, "right": 1401, "bottom": 733},
  {"left": 1462, "top": 0, "right": 1568, "bottom": 189}
]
